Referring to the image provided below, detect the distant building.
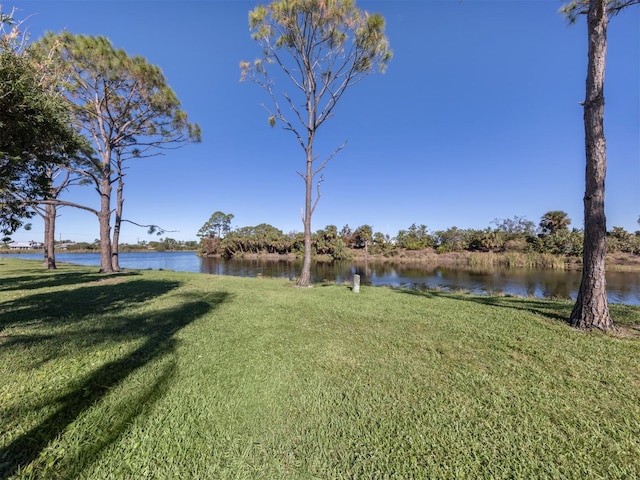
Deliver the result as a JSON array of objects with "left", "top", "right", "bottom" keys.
[{"left": 8, "top": 241, "right": 44, "bottom": 250}]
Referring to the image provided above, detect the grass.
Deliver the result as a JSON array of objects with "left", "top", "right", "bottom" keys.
[
  {"left": 467, "top": 251, "right": 568, "bottom": 270},
  {"left": 1, "top": 257, "right": 639, "bottom": 479}
]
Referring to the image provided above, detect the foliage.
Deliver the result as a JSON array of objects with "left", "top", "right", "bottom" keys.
[
  {"left": 197, "top": 212, "right": 640, "bottom": 260},
  {"left": 0, "top": 11, "right": 83, "bottom": 235},
  {"left": 35, "top": 32, "right": 202, "bottom": 157},
  {"left": 64, "top": 241, "right": 98, "bottom": 251},
  {"left": 560, "top": 0, "right": 640, "bottom": 22},
  {"left": 493, "top": 215, "right": 537, "bottom": 236},
  {"left": 221, "top": 223, "right": 293, "bottom": 258},
  {"left": 1, "top": 258, "right": 639, "bottom": 478},
  {"left": 339, "top": 224, "right": 353, "bottom": 244},
  {"left": 539, "top": 210, "right": 571, "bottom": 235},
  {"left": 148, "top": 237, "right": 180, "bottom": 252},
  {"left": 197, "top": 211, "right": 234, "bottom": 239},
  {"left": 200, "top": 236, "right": 222, "bottom": 256},
  {"left": 395, "top": 223, "right": 433, "bottom": 250},
  {"left": 350, "top": 224, "right": 373, "bottom": 249},
  {"left": 314, "top": 225, "right": 351, "bottom": 260},
  {"left": 528, "top": 229, "right": 584, "bottom": 256},
  {"left": 607, "top": 226, "right": 640, "bottom": 254},
  {"left": 434, "top": 226, "right": 469, "bottom": 253},
  {"left": 198, "top": 218, "right": 359, "bottom": 261},
  {"left": 371, "top": 231, "right": 393, "bottom": 254}
]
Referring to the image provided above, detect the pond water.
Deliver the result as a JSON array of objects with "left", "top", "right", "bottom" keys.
[{"left": 3, "top": 251, "right": 639, "bottom": 305}]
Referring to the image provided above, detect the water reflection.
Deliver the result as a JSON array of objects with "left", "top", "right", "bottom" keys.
[
  {"left": 201, "top": 257, "right": 301, "bottom": 280},
  {"left": 3, "top": 251, "right": 639, "bottom": 305},
  {"left": 201, "top": 257, "right": 639, "bottom": 305}
]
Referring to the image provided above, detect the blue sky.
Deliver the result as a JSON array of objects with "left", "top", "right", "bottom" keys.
[{"left": 8, "top": 0, "right": 640, "bottom": 244}]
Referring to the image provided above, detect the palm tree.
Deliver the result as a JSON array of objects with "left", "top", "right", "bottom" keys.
[{"left": 539, "top": 211, "right": 571, "bottom": 235}]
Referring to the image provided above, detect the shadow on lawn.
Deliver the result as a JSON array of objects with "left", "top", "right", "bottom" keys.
[
  {"left": 396, "top": 288, "right": 640, "bottom": 335},
  {"left": 394, "top": 288, "right": 572, "bottom": 324},
  {"left": 0, "top": 269, "right": 140, "bottom": 293},
  {"left": 0, "top": 276, "right": 174, "bottom": 332},
  {"left": 0, "top": 275, "right": 230, "bottom": 479}
]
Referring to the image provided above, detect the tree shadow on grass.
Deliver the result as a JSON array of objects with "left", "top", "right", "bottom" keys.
[
  {"left": 397, "top": 289, "right": 640, "bottom": 337},
  {"left": 0, "top": 276, "right": 176, "bottom": 332},
  {"left": 0, "top": 277, "right": 230, "bottom": 479},
  {"left": 0, "top": 269, "right": 140, "bottom": 293},
  {"left": 393, "top": 288, "right": 572, "bottom": 324}
]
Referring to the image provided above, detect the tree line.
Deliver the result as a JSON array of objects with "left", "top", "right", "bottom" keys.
[
  {"left": 35, "top": 238, "right": 199, "bottom": 252},
  {"left": 197, "top": 210, "right": 640, "bottom": 260}
]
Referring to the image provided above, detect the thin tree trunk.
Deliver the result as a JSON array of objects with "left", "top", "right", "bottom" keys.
[
  {"left": 42, "top": 207, "right": 50, "bottom": 267},
  {"left": 296, "top": 149, "right": 314, "bottom": 287},
  {"left": 297, "top": 74, "right": 316, "bottom": 288},
  {"left": 98, "top": 174, "right": 114, "bottom": 273},
  {"left": 111, "top": 193, "right": 122, "bottom": 271},
  {"left": 43, "top": 203, "right": 57, "bottom": 269},
  {"left": 570, "top": 0, "right": 614, "bottom": 331},
  {"left": 111, "top": 160, "right": 124, "bottom": 271}
]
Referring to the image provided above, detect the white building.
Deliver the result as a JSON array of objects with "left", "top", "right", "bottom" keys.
[{"left": 7, "top": 241, "right": 44, "bottom": 250}]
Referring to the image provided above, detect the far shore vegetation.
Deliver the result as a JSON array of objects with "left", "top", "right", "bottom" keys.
[
  {"left": 4, "top": 211, "right": 640, "bottom": 272},
  {"left": 0, "top": 257, "right": 639, "bottom": 478},
  {"left": 192, "top": 211, "right": 640, "bottom": 271}
]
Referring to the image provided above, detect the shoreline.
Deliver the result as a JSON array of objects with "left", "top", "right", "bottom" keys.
[
  {"left": 199, "top": 250, "right": 640, "bottom": 273},
  {"left": 3, "top": 249, "right": 639, "bottom": 272}
]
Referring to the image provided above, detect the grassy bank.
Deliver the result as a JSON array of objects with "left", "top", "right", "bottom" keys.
[
  {"left": 1, "top": 258, "right": 639, "bottom": 479},
  {"left": 354, "top": 250, "right": 640, "bottom": 272}
]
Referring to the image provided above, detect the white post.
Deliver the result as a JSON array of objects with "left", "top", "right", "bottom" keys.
[{"left": 353, "top": 274, "right": 360, "bottom": 293}]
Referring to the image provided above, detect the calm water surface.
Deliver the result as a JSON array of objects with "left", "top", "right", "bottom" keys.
[{"left": 3, "top": 251, "right": 639, "bottom": 305}]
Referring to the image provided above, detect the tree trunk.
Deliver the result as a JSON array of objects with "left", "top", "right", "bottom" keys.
[
  {"left": 570, "top": 0, "right": 615, "bottom": 331},
  {"left": 296, "top": 149, "right": 314, "bottom": 287},
  {"left": 43, "top": 203, "right": 57, "bottom": 270},
  {"left": 111, "top": 164, "right": 124, "bottom": 271},
  {"left": 98, "top": 175, "right": 114, "bottom": 273},
  {"left": 42, "top": 207, "right": 50, "bottom": 267}
]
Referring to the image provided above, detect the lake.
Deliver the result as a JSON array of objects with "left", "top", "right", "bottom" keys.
[{"left": 2, "top": 251, "right": 639, "bottom": 305}]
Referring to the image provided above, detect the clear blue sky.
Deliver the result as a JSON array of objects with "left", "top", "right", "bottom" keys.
[{"left": 8, "top": 0, "right": 640, "bottom": 244}]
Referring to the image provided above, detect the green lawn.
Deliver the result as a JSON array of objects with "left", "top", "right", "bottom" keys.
[{"left": 1, "top": 257, "right": 639, "bottom": 479}]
